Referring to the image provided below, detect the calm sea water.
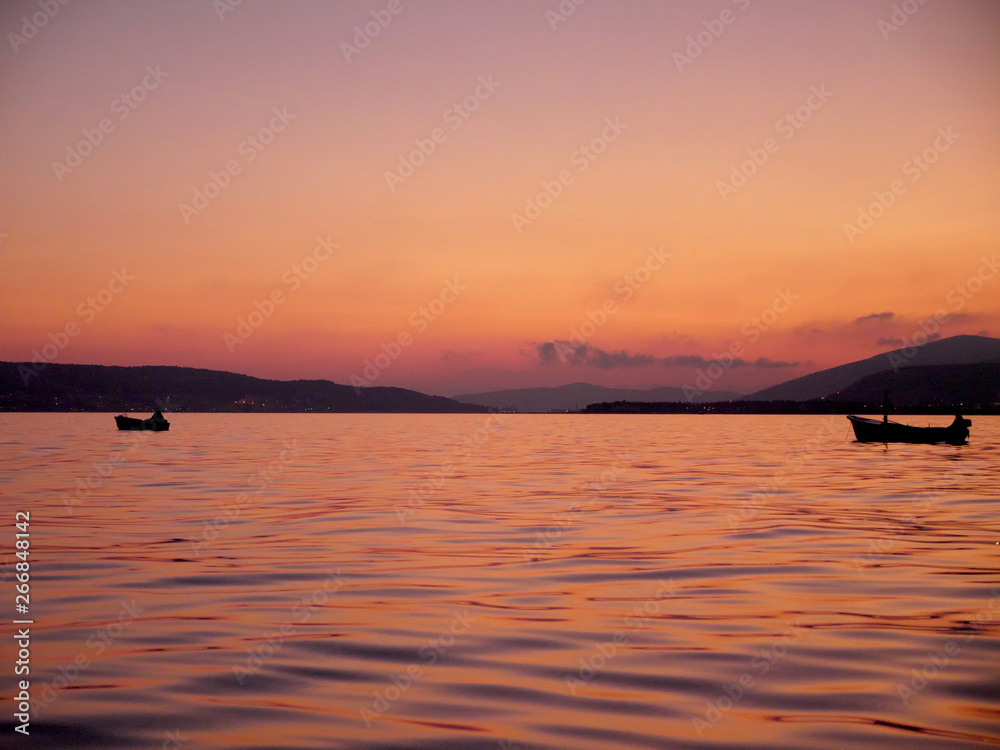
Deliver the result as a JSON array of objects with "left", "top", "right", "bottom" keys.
[{"left": 1, "top": 413, "right": 999, "bottom": 749}]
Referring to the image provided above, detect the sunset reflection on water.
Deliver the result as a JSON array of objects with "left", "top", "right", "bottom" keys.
[{"left": 2, "top": 413, "right": 999, "bottom": 749}]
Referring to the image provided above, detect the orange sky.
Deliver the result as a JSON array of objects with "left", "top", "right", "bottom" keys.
[{"left": 1, "top": 0, "right": 998, "bottom": 396}]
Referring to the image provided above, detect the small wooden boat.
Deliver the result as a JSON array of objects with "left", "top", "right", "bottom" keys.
[
  {"left": 847, "top": 415, "right": 970, "bottom": 445},
  {"left": 115, "top": 410, "right": 170, "bottom": 431},
  {"left": 847, "top": 389, "right": 969, "bottom": 445}
]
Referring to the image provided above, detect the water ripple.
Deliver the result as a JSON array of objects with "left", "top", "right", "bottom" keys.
[{"left": 1, "top": 413, "right": 998, "bottom": 749}]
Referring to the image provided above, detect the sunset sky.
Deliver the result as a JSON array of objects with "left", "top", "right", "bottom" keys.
[{"left": 2, "top": 0, "right": 998, "bottom": 396}]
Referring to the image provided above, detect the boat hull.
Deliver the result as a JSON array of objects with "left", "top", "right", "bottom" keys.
[
  {"left": 115, "top": 415, "right": 170, "bottom": 431},
  {"left": 847, "top": 415, "right": 967, "bottom": 445}
]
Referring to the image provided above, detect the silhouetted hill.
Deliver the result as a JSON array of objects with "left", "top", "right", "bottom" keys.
[
  {"left": 453, "top": 382, "right": 742, "bottom": 412},
  {"left": 0, "top": 363, "right": 488, "bottom": 413},
  {"left": 584, "top": 395, "right": 998, "bottom": 417},
  {"left": 748, "top": 335, "right": 1000, "bottom": 402},
  {"left": 583, "top": 360, "right": 1000, "bottom": 414},
  {"left": 825, "top": 362, "right": 1000, "bottom": 407}
]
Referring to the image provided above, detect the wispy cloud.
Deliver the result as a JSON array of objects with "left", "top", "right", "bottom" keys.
[
  {"left": 536, "top": 343, "right": 800, "bottom": 370},
  {"left": 661, "top": 354, "right": 720, "bottom": 367},
  {"left": 537, "top": 341, "right": 655, "bottom": 368},
  {"left": 585, "top": 348, "right": 657, "bottom": 369},
  {"left": 753, "top": 357, "right": 800, "bottom": 369},
  {"left": 856, "top": 311, "right": 894, "bottom": 323}
]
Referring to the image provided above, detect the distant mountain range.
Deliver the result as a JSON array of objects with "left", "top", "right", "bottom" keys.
[
  {"left": 452, "top": 383, "right": 743, "bottom": 412},
  {"left": 2, "top": 335, "right": 997, "bottom": 414},
  {"left": 747, "top": 334, "right": 1000, "bottom": 401},
  {"left": 0, "top": 363, "right": 487, "bottom": 413},
  {"left": 456, "top": 336, "right": 1000, "bottom": 412},
  {"left": 585, "top": 335, "right": 1000, "bottom": 414}
]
